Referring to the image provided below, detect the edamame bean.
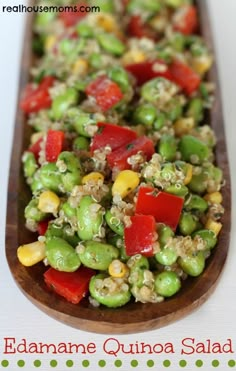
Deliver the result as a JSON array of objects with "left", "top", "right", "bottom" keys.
[
  {"left": 51, "top": 88, "right": 79, "bottom": 121},
  {"left": 57, "top": 151, "right": 82, "bottom": 192},
  {"left": 46, "top": 222, "right": 81, "bottom": 247},
  {"left": 108, "top": 66, "right": 130, "bottom": 92},
  {"left": 40, "top": 163, "right": 62, "bottom": 193},
  {"left": 184, "top": 194, "right": 208, "bottom": 213},
  {"left": 155, "top": 247, "right": 178, "bottom": 266},
  {"left": 187, "top": 97, "right": 204, "bottom": 124},
  {"left": 141, "top": 77, "right": 177, "bottom": 104},
  {"left": 153, "top": 112, "right": 166, "bottom": 130},
  {"left": 127, "top": 0, "right": 162, "bottom": 12},
  {"left": 105, "top": 210, "right": 124, "bottom": 236},
  {"left": 157, "top": 224, "right": 174, "bottom": 247},
  {"left": 76, "top": 22, "right": 94, "bottom": 38},
  {"left": 133, "top": 104, "right": 157, "bottom": 127},
  {"left": 78, "top": 241, "right": 119, "bottom": 270},
  {"left": 89, "top": 274, "right": 131, "bottom": 308},
  {"left": 127, "top": 255, "right": 149, "bottom": 271},
  {"left": 192, "top": 229, "right": 217, "bottom": 250},
  {"left": 22, "top": 152, "right": 38, "bottom": 178},
  {"left": 155, "top": 271, "right": 181, "bottom": 297},
  {"left": 67, "top": 108, "right": 97, "bottom": 137},
  {"left": 45, "top": 237, "right": 81, "bottom": 272},
  {"left": 165, "top": 184, "right": 189, "bottom": 197},
  {"left": 97, "top": 33, "right": 125, "bottom": 56},
  {"left": 188, "top": 171, "right": 208, "bottom": 194},
  {"left": 166, "top": 97, "right": 183, "bottom": 121},
  {"left": 169, "top": 32, "right": 186, "bottom": 52},
  {"left": 178, "top": 251, "right": 205, "bottom": 277},
  {"left": 73, "top": 137, "right": 90, "bottom": 151},
  {"left": 88, "top": 53, "right": 103, "bottom": 69},
  {"left": 25, "top": 198, "right": 47, "bottom": 222},
  {"left": 61, "top": 201, "right": 77, "bottom": 219},
  {"left": 166, "top": 0, "right": 186, "bottom": 8},
  {"left": 179, "top": 212, "right": 198, "bottom": 236},
  {"left": 179, "top": 135, "right": 210, "bottom": 165},
  {"left": 77, "top": 195, "right": 104, "bottom": 240},
  {"left": 35, "top": 12, "right": 56, "bottom": 28}
]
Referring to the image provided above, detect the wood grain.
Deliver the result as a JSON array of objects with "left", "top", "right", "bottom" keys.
[{"left": 5, "top": 1, "right": 231, "bottom": 334}]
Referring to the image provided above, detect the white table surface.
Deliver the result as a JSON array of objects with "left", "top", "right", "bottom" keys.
[{"left": 0, "top": 1, "right": 236, "bottom": 370}]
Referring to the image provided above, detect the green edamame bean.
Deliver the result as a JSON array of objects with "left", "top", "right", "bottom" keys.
[
  {"left": 88, "top": 53, "right": 103, "bottom": 69},
  {"left": 76, "top": 22, "right": 94, "bottom": 38},
  {"left": 141, "top": 77, "right": 177, "bottom": 104},
  {"left": 46, "top": 222, "right": 80, "bottom": 247},
  {"left": 61, "top": 201, "right": 77, "bottom": 219},
  {"left": 159, "top": 134, "right": 177, "bottom": 161},
  {"left": 73, "top": 137, "right": 90, "bottom": 151},
  {"left": 22, "top": 152, "right": 38, "bottom": 178},
  {"left": 127, "top": 255, "right": 149, "bottom": 271},
  {"left": 67, "top": 108, "right": 97, "bottom": 137},
  {"left": 89, "top": 274, "right": 131, "bottom": 308},
  {"left": 127, "top": 0, "right": 162, "bottom": 12},
  {"left": 179, "top": 135, "right": 210, "bottom": 165},
  {"left": 77, "top": 195, "right": 104, "bottom": 240},
  {"left": 155, "top": 271, "right": 181, "bottom": 297},
  {"left": 165, "top": 184, "right": 189, "bottom": 197},
  {"left": 97, "top": 33, "right": 125, "bottom": 56},
  {"left": 192, "top": 229, "right": 217, "bottom": 250},
  {"left": 78, "top": 241, "right": 119, "bottom": 270},
  {"left": 105, "top": 210, "right": 124, "bottom": 236},
  {"left": 157, "top": 224, "right": 174, "bottom": 247},
  {"left": 45, "top": 237, "right": 81, "bottom": 272},
  {"left": 57, "top": 151, "right": 82, "bottom": 192},
  {"left": 187, "top": 97, "right": 204, "bottom": 124},
  {"left": 129, "top": 267, "right": 150, "bottom": 288},
  {"left": 169, "top": 32, "right": 186, "bottom": 52},
  {"left": 24, "top": 198, "right": 47, "bottom": 222},
  {"left": 178, "top": 251, "right": 205, "bottom": 277},
  {"left": 155, "top": 247, "right": 178, "bottom": 266},
  {"left": 46, "top": 223, "right": 64, "bottom": 239},
  {"left": 166, "top": 97, "right": 183, "bottom": 121},
  {"left": 133, "top": 104, "right": 157, "bottom": 127},
  {"left": 35, "top": 11, "right": 56, "bottom": 28},
  {"left": 153, "top": 112, "right": 166, "bottom": 130},
  {"left": 58, "top": 39, "right": 75, "bottom": 56},
  {"left": 185, "top": 194, "right": 208, "bottom": 213},
  {"left": 188, "top": 170, "right": 208, "bottom": 194},
  {"left": 108, "top": 66, "right": 130, "bottom": 92},
  {"left": 166, "top": 0, "right": 186, "bottom": 8},
  {"left": 179, "top": 212, "right": 198, "bottom": 236},
  {"left": 51, "top": 88, "right": 79, "bottom": 121},
  {"left": 40, "top": 163, "right": 62, "bottom": 193}
]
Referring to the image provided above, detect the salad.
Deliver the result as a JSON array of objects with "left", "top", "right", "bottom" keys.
[{"left": 17, "top": 0, "right": 225, "bottom": 308}]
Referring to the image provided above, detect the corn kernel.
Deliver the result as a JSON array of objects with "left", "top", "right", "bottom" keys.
[
  {"left": 108, "top": 259, "right": 129, "bottom": 278},
  {"left": 45, "top": 35, "right": 56, "bottom": 52},
  {"left": 72, "top": 59, "right": 88, "bottom": 76},
  {"left": 204, "top": 192, "right": 223, "bottom": 204},
  {"left": 122, "top": 50, "right": 146, "bottom": 65},
  {"left": 112, "top": 170, "right": 140, "bottom": 199},
  {"left": 191, "top": 55, "right": 213, "bottom": 76},
  {"left": 184, "top": 164, "right": 193, "bottom": 185},
  {"left": 17, "top": 241, "right": 46, "bottom": 267},
  {"left": 174, "top": 118, "right": 195, "bottom": 137},
  {"left": 205, "top": 219, "right": 222, "bottom": 236},
  {"left": 82, "top": 172, "right": 104, "bottom": 185},
  {"left": 96, "top": 13, "right": 118, "bottom": 32},
  {"left": 38, "top": 191, "right": 60, "bottom": 214}
]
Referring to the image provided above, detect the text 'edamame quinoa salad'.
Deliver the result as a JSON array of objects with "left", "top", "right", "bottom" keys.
[{"left": 18, "top": 0, "right": 225, "bottom": 308}]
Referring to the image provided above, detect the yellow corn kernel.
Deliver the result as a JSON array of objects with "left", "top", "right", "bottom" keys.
[
  {"left": 38, "top": 191, "right": 60, "bottom": 214},
  {"left": 204, "top": 192, "right": 223, "bottom": 204},
  {"left": 184, "top": 164, "right": 193, "bottom": 185},
  {"left": 17, "top": 241, "right": 46, "bottom": 267},
  {"left": 173, "top": 118, "right": 195, "bottom": 137},
  {"left": 112, "top": 170, "right": 140, "bottom": 199},
  {"left": 72, "top": 59, "right": 88, "bottom": 76},
  {"left": 82, "top": 172, "right": 104, "bottom": 185},
  {"left": 45, "top": 35, "right": 56, "bottom": 52},
  {"left": 205, "top": 219, "right": 222, "bottom": 236},
  {"left": 96, "top": 13, "right": 118, "bottom": 32},
  {"left": 30, "top": 132, "right": 43, "bottom": 145},
  {"left": 191, "top": 55, "right": 213, "bottom": 76},
  {"left": 108, "top": 259, "right": 129, "bottom": 278},
  {"left": 122, "top": 50, "right": 146, "bottom": 65}
]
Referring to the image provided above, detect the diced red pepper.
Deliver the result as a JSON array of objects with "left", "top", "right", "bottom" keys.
[
  {"left": 45, "top": 130, "right": 65, "bottom": 163},
  {"left": 107, "top": 136, "right": 155, "bottom": 171},
  {"left": 124, "top": 215, "right": 156, "bottom": 257},
  {"left": 90, "top": 123, "right": 137, "bottom": 153},
  {"left": 44, "top": 266, "right": 95, "bottom": 304},
  {"left": 127, "top": 15, "right": 156, "bottom": 40},
  {"left": 125, "top": 60, "right": 172, "bottom": 86},
  {"left": 169, "top": 59, "right": 201, "bottom": 95},
  {"left": 85, "top": 75, "right": 123, "bottom": 111},
  {"left": 173, "top": 5, "right": 198, "bottom": 35},
  {"left": 59, "top": 2, "right": 87, "bottom": 27},
  {"left": 135, "top": 186, "right": 184, "bottom": 231},
  {"left": 37, "top": 220, "right": 50, "bottom": 236},
  {"left": 27, "top": 137, "right": 43, "bottom": 161},
  {"left": 20, "top": 76, "right": 54, "bottom": 114}
]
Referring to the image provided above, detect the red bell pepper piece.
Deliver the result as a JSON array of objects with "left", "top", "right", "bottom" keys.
[
  {"left": 107, "top": 136, "right": 155, "bottom": 171},
  {"left": 125, "top": 60, "right": 172, "bottom": 86},
  {"left": 27, "top": 137, "right": 43, "bottom": 161},
  {"left": 20, "top": 76, "right": 54, "bottom": 114},
  {"left": 45, "top": 129, "right": 65, "bottom": 162},
  {"left": 37, "top": 220, "right": 50, "bottom": 236},
  {"left": 59, "top": 2, "right": 87, "bottom": 27},
  {"left": 169, "top": 59, "right": 201, "bottom": 95},
  {"left": 86, "top": 75, "right": 123, "bottom": 112},
  {"left": 124, "top": 215, "right": 156, "bottom": 257},
  {"left": 44, "top": 266, "right": 95, "bottom": 304},
  {"left": 135, "top": 186, "right": 184, "bottom": 231},
  {"left": 90, "top": 123, "right": 137, "bottom": 153},
  {"left": 173, "top": 5, "right": 198, "bottom": 35},
  {"left": 127, "top": 15, "right": 156, "bottom": 40}
]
